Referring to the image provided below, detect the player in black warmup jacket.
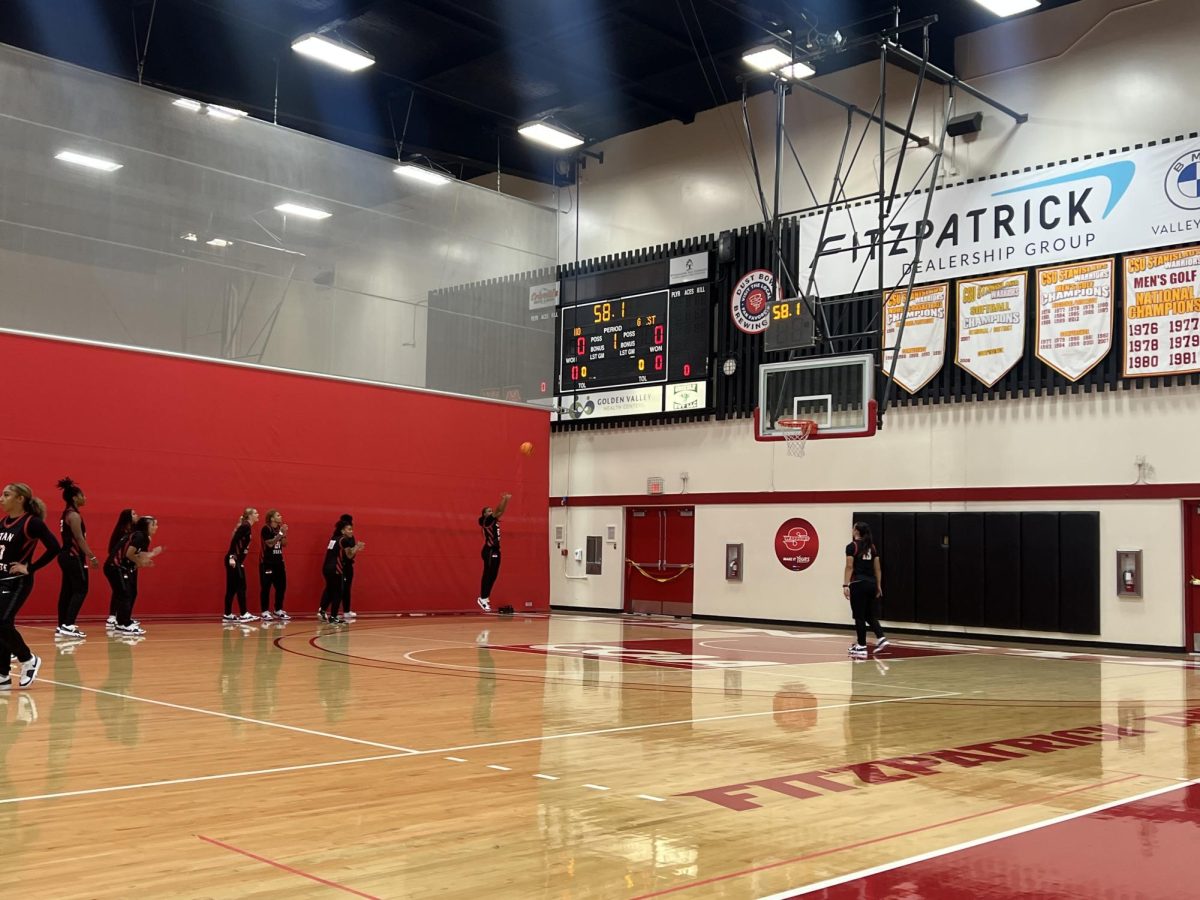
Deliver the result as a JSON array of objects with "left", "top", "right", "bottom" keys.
[
  {"left": 843, "top": 521, "right": 889, "bottom": 658},
  {"left": 223, "top": 508, "right": 258, "bottom": 623},
  {"left": 476, "top": 492, "right": 510, "bottom": 612},
  {"left": 259, "top": 509, "right": 289, "bottom": 621},
  {"left": 0, "top": 482, "right": 61, "bottom": 689},
  {"left": 110, "top": 516, "right": 161, "bottom": 635},
  {"left": 318, "top": 519, "right": 364, "bottom": 625},
  {"left": 55, "top": 477, "right": 101, "bottom": 639},
  {"left": 103, "top": 509, "right": 137, "bottom": 629},
  {"left": 335, "top": 514, "right": 360, "bottom": 620}
]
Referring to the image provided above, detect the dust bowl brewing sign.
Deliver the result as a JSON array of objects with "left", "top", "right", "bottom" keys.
[
  {"left": 731, "top": 269, "right": 777, "bottom": 334},
  {"left": 774, "top": 518, "right": 819, "bottom": 572},
  {"left": 956, "top": 271, "right": 1028, "bottom": 386}
]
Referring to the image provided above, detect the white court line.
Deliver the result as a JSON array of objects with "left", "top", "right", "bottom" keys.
[
  {"left": 444, "top": 757, "right": 467, "bottom": 763},
  {"left": 41, "top": 679, "right": 418, "bottom": 753},
  {"left": 533, "top": 774, "right": 559, "bottom": 781},
  {"left": 487, "top": 765, "right": 512, "bottom": 771},
  {"left": 583, "top": 784, "right": 610, "bottom": 791},
  {"left": 757, "top": 776, "right": 1200, "bottom": 899},
  {"left": 638, "top": 794, "right": 667, "bottom": 802}
]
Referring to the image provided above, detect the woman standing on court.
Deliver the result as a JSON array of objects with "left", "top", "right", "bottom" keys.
[
  {"left": 319, "top": 518, "right": 363, "bottom": 625},
  {"left": 476, "top": 492, "right": 510, "bottom": 612},
  {"left": 55, "top": 477, "right": 101, "bottom": 639},
  {"left": 104, "top": 509, "right": 137, "bottom": 629},
  {"left": 111, "top": 515, "right": 162, "bottom": 636},
  {"left": 337, "top": 514, "right": 358, "bottom": 620},
  {"left": 843, "top": 521, "right": 889, "bottom": 658},
  {"left": 223, "top": 508, "right": 258, "bottom": 623},
  {"left": 0, "top": 482, "right": 61, "bottom": 689},
  {"left": 258, "top": 509, "right": 289, "bottom": 621}
]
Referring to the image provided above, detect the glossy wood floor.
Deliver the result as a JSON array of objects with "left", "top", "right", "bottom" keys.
[{"left": 2, "top": 613, "right": 1198, "bottom": 899}]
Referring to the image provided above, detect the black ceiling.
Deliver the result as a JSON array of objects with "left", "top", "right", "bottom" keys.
[{"left": 1, "top": 0, "right": 1083, "bottom": 184}]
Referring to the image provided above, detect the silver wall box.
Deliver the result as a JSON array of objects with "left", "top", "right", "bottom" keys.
[
  {"left": 1116, "top": 549, "right": 1142, "bottom": 598},
  {"left": 726, "top": 543, "right": 743, "bottom": 581}
]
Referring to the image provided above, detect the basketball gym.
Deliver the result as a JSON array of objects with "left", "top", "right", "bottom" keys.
[{"left": 2, "top": 1, "right": 1199, "bottom": 897}]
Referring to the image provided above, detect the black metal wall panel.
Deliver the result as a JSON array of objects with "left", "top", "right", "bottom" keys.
[
  {"left": 1059, "top": 512, "right": 1101, "bottom": 634},
  {"left": 984, "top": 513, "right": 1022, "bottom": 629},
  {"left": 948, "top": 513, "right": 986, "bottom": 627},
  {"left": 1020, "top": 513, "right": 1062, "bottom": 632},
  {"left": 914, "top": 513, "right": 950, "bottom": 624},
  {"left": 880, "top": 513, "right": 916, "bottom": 623}
]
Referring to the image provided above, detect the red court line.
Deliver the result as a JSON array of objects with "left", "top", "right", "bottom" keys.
[
  {"left": 197, "top": 835, "right": 381, "bottom": 899},
  {"left": 631, "top": 774, "right": 1138, "bottom": 899}
]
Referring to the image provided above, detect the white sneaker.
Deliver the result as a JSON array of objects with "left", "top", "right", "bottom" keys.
[
  {"left": 0, "top": 675, "right": 10, "bottom": 692},
  {"left": 343, "top": 611, "right": 357, "bottom": 620},
  {"left": 18, "top": 654, "right": 42, "bottom": 688},
  {"left": 56, "top": 624, "right": 87, "bottom": 638},
  {"left": 476, "top": 597, "right": 490, "bottom": 612},
  {"left": 106, "top": 615, "right": 117, "bottom": 627},
  {"left": 222, "top": 614, "right": 238, "bottom": 623},
  {"left": 848, "top": 643, "right": 868, "bottom": 658},
  {"left": 115, "top": 623, "right": 145, "bottom": 636},
  {"left": 276, "top": 610, "right": 291, "bottom": 621},
  {"left": 260, "top": 611, "right": 274, "bottom": 621},
  {"left": 239, "top": 612, "right": 258, "bottom": 622}
]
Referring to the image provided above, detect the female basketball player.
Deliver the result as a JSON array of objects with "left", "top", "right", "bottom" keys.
[
  {"left": 337, "top": 514, "right": 358, "bottom": 620},
  {"left": 259, "top": 509, "right": 288, "bottom": 621},
  {"left": 111, "top": 515, "right": 162, "bottom": 635},
  {"left": 476, "top": 492, "right": 511, "bottom": 612},
  {"left": 104, "top": 509, "right": 137, "bottom": 628},
  {"left": 0, "top": 482, "right": 61, "bottom": 689},
  {"left": 319, "top": 519, "right": 364, "bottom": 625},
  {"left": 56, "top": 477, "right": 100, "bottom": 638},
  {"left": 223, "top": 508, "right": 258, "bottom": 623},
  {"left": 844, "top": 521, "right": 888, "bottom": 657}
]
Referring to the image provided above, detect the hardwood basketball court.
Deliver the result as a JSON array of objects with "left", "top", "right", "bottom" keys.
[{"left": 3, "top": 613, "right": 1198, "bottom": 898}]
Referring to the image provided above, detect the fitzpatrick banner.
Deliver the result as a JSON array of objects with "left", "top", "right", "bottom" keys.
[
  {"left": 882, "top": 282, "right": 949, "bottom": 393},
  {"left": 799, "top": 137, "right": 1200, "bottom": 296},
  {"left": 956, "top": 272, "right": 1028, "bottom": 387},
  {"left": 1123, "top": 246, "right": 1200, "bottom": 377},
  {"left": 1035, "top": 259, "right": 1114, "bottom": 381}
]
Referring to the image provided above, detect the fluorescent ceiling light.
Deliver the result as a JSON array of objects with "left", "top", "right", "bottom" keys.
[
  {"left": 971, "top": 0, "right": 1040, "bottom": 15},
  {"left": 207, "top": 104, "right": 248, "bottom": 120},
  {"left": 206, "top": 238, "right": 233, "bottom": 248},
  {"left": 291, "top": 33, "right": 374, "bottom": 72},
  {"left": 394, "top": 162, "right": 452, "bottom": 185},
  {"left": 274, "top": 202, "right": 331, "bottom": 220},
  {"left": 181, "top": 232, "right": 199, "bottom": 242},
  {"left": 518, "top": 120, "right": 584, "bottom": 150},
  {"left": 742, "top": 44, "right": 793, "bottom": 72},
  {"left": 779, "top": 60, "right": 816, "bottom": 80},
  {"left": 173, "top": 97, "right": 203, "bottom": 112},
  {"left": 54, "top": 150, "right": 122, "bottom": 172}
]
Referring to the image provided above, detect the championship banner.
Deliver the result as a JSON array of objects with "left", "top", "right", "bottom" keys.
[
  {"left": 798, "top": 137, "right": 1200, "bottom": 297},
  {"left": 882, "top": 282, "right": 949, "bottom": 393},
  {"left": 956, "top": 272, "right": 1028, "bottom": 387},
  {"left": 1034, "top": 259, "right": 1114, "bottom": 381},
  {"left": 1123, "top": 246, "right": 1200, "bottom": 378}
]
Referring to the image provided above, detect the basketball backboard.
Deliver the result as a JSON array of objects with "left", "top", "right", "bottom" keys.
[{"left": 754, "top": 353, "right": 877, "bottom": 441}]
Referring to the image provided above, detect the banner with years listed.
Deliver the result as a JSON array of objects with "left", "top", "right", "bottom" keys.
[
  {"left": 1123, "top": 246, "right": 1200, "bottom": 377},
  {"left": 956, "top": 271, "right": 1028, "bottom": 387},
  {"left": 882, "top": 282, "right": 949, "bottom": 393},
  {"left": 1035, "top": 259, "right": 1114, "bottom": 381}
]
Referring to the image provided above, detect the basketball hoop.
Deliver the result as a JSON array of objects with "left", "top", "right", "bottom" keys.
[{"left": 775, "top": 417, "right": 820, "bottom": 457}]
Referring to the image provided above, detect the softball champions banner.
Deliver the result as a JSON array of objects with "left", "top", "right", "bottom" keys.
[
  {"left": 1035, "top": 259, "right": 1114, "bottom": 381},
  {"left": 1123, "top": 246, "right": 1200, "bottom": 377},
  {"left": 882, "top": 282, "right": 949, "bottom": 393},
  {"left": 798, "top": 138, "right": 1200, "bottom": 296},
  {"left": 956, "top": 272, "right": 1028, "bottom": 386}
]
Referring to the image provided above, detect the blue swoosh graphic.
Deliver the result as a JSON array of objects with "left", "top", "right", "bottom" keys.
[{"left": 992, "top": 160, "right": 1135, "bottom": 219}]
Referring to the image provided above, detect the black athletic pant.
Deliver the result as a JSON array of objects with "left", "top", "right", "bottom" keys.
[
  {"left": 57, "top": 554, "right": 89, "bottom": 627},
  {"left": 105, "top": 566, "right": 138, "bottom": 627},
  {"left": 320, "top": 570, "right": 344, "bottom": 618},
  {"left": 849, "top": 581, "right": 885, "bottom": 646},
  {"left": 0, "top": 575, "right": 35, "bottom": 676},
  {"left": 259, "top": 565, "right": 287, "bottom": 614},
  {"left": 342, "top": 569, "right": 353, "bottom": 613},
  {"left": 104, "top": 562, "right": 120, "bottom": 619},
  {"left": 224, "top": 563, "right": 248, "bottom": 616},
  {"left": 480, "top": 549, "right": 501, "bottom": 601}
]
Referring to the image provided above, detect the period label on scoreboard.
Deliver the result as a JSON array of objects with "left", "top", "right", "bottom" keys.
[
  {"left": 1034, "top": 259, "right": 1113, "bottom": 381},
  {"left": 1123, "top": 246, "right": 1200, "bottom": 377},
  {"left": 881, "top": 282, "right": 948, "bottom": 393},
  {"left": 955, "top": 271, "right": 1028, "bottom": 387}
]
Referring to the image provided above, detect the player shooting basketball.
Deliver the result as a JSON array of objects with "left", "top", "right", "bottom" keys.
[{"left": 476, "top": 492, "right": 511, "bottom": 612}]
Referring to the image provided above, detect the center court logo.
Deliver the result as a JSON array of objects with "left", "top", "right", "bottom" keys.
[
  {"left": 730, "top": 269, "right": 776, "bottom": 334},
  {"left": 1165, "top": 147, "right": 1200, "bottom": 210},
  {"left": 774, "top": 517, "right": 819, "bottom": 571}
]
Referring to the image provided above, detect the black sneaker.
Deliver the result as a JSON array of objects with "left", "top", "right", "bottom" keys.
[
  {"left": 874, "top": 637, "right": 890, "bottom": 653},
  {"left": 18, "top": 654, "right": 42, "bottom": 688},
  {"left": 848, "top": 644, "right": 868, "bottom": 658}
]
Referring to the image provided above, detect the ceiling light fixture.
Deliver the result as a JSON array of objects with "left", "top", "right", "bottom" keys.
[
  {"left": 181, "top": 232, "right": 199, "bottom": 242},
  {"left": 518, "top": 119, "right": 585, "bottom": 150},
  {"left": 971, "top": 0, "right": 1041, "bottom": 16},
  {"left": 54, "top": 150, "right": 123, "bottom": 172},
  {"left": 394, "top": 161, "right": 453, "bottom": 185},
  {"left": 779, "top": 60, "right": 816, "bottom": 80},
  {"left": 741, "top": 43, "right": 793, "bottom": 72},
  {"left": 207, "top": 104, "right": 248, "bottom": 120},
  {"left": 274, "top": 202, "right": 332, "bottom": 220},
  {"left": 173, "top": 97, "right": 203, "bottom": 112},
  {"left": 291, "top": 33, "right": 375, "bottom": 72},
  {"left": 206, "top": 238, "right": 233, "bottom": 248}
]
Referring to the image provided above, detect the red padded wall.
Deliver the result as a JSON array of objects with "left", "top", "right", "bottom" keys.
[{"left": 3, "top": 332, "right": 549, "bottom": 619}]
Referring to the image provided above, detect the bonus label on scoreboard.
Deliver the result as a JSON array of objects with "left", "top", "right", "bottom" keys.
[{"left": 556, "top": 272, "right": 711, "bottom": 422}]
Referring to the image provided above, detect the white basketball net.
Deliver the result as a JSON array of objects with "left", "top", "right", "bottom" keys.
[{"left": 778, "top": 420, "right": 818, "bottom": 458}]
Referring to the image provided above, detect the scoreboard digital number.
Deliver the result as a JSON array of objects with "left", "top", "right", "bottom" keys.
[{"left": 763, "top": 296, "right": 816, "bottom": 353}]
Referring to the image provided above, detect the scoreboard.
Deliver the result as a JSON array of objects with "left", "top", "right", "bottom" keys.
[{"left": 556, "top": 261, "right": 712, "bottom": 422}]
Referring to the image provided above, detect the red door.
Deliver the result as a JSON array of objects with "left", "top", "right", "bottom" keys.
[
  {"left": 624, "top": 507, "right": 695, "bottom": 616},
  {"left": 1185, "top": 500, "right": 1200, "bottom": 653}
]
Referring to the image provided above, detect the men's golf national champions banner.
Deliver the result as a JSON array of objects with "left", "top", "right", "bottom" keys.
[
  {"left": 1123, "top": 245, "right": 1200, "bottom": 377},
  {"left": 1035, "top": 259, "right": 1114, "bottom": 381},
  {"left": 956, "top": 271, "right": 1028, "bottom": 386},
  {"left": 882, "top": 282, "right": 949, "bottom": 393}
]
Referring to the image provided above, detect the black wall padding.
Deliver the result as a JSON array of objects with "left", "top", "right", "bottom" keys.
[
  {"left": 984, "top": 513, "right": 1022, "bottom": 629},
  {"left": 949, "top": 513, "right": 987, "bottom": 627},
  {"left": 914, "top": 514, "right": 950, "bottom": 624},
  {"left": 1059, "top": 512, "right": 1101, "bottom": 634},
  {"left": 1020, "top": 513, "right": 1062, "bottom": 631},
  {"left": 879, "top": 513, "right": 916, "bottom": 622}
]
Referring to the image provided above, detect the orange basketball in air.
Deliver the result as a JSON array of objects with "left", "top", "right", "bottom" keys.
[{"left": 520, "top": 441, "right": 534, "bottom": 456}]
